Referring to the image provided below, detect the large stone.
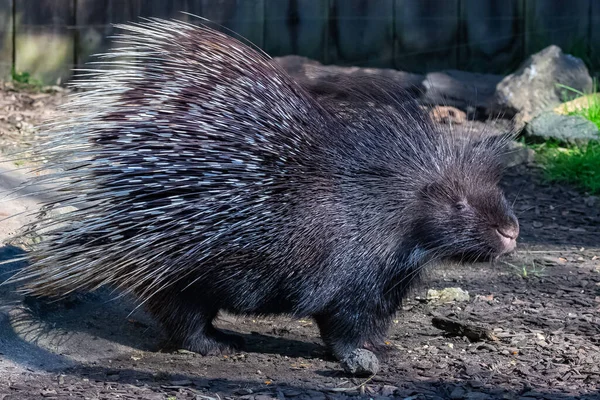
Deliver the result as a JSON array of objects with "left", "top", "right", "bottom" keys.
[
  {"left": 422, "top": 70, "right": 503, "bottom": 112},
  {"left": 493, "top": 45, "right": 593, "bottom": 129},
  {"left": 272, "top": 55, "right": 425, "bottom": 102},
  {"left": 525, "top": 111, "right": 599, "bottom": 144},
  {"left": 274, "top": 57, "right": 506, "bottom": 116}
]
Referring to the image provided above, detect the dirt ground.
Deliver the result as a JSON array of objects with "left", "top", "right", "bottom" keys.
[{"left": 0, "top": 84, "right": 599, "bottom": 400}]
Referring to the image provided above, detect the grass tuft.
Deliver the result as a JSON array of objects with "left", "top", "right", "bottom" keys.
[
  {"left": 10, "top": 67, "right": 43, "bottom": 90},
  {"left": 529, "top": 80, "right": 600, "bottom": 194},
  {"left": 556, "top": 82, "right": 600, "bottom": 129},
  {"left": 532, "top": 140, "right": 600, "bottom": 194}
]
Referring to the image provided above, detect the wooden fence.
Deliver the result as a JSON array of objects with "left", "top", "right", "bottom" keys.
[{"left": 0, "top": 0, "right": 599, "bottom": 85}]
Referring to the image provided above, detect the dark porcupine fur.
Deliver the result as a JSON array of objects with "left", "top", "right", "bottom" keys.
[{"left": 6, "top": 18, "right": 519, "bottom": 361}]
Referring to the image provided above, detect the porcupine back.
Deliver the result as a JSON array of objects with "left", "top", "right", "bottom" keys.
[{"left": 8, "top": 18, "right": 510, "bottom": 318}]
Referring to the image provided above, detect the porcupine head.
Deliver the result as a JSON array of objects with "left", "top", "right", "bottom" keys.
[{"left": 5, "top": 18, "right": 519, "bottom": 367}]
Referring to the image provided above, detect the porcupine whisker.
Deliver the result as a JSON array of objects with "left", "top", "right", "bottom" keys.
[{"left": 511, "top": 182, "right": 526, "bottom": 209}]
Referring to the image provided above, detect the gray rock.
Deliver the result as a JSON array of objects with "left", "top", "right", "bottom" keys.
[
  {"left": 525, "top": 111, "right": 599, "bottom": 144},
  {"left": 493, "top": 45, "right": 593, "bottom": 129},
  {"left": 339, "top": 348, "right": 380, "bottom": 376},
  {"left": 422, "top": 70, "right": 503, "bottom": 111}
]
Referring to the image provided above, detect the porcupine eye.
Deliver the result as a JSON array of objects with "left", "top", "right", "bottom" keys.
[{"left": 454, "top": 202, "right": 467, "bottom": 211}]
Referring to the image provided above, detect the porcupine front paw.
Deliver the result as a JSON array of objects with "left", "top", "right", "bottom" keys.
[{"left": 181, "top": 326, "right": 245, "bottom": 356}]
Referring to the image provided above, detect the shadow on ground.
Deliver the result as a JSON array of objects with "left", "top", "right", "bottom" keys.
[{"left": 502, "top": 165, "right": 600, "bottom": 248}]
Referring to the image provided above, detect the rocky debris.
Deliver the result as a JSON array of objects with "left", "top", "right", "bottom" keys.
[
  {"left": 525, "top": 111, "right": 599, "bottom": 144},
  {"left": 0, "top": 81, "right": 67, "bottom": 154},
  {"left": 339, "top": 348, "right": 380, "bottom": 376},
  {"left": 275, "top": 49, "right": 596, "bottom": 146},
  {"left": 493, "top": 45, "right": 593, "bottom": 130}
]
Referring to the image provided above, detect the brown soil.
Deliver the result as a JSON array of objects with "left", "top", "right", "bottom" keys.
[
  {"left": 0, "top": 82, "right": 68, "bottom": 154},
  {"left": 0, "top": 85, "right": 599, "bottom": 400}
]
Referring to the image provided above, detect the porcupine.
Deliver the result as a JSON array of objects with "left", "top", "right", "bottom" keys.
[{"left": 6, "top": 18, "right": 519, "bottom": 365}]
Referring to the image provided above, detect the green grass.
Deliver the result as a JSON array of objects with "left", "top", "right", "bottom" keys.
[
  {"left": 10, "top": 67, "right": 43, "bottom": 90},
  {"left": 528, "top": 81, "right": 600, "bottom": 194},
  {"left": 556, "top": 82, "right": 600, "bottom": 129},
  {"left": 573, "top": 98, "right": 600, "bottom": 129},
  {"left": 532, "top": 140, "right": 600, "bottom": 194},
  {"left": 501, "top": 260, "right": 547, "bottom": 279}
]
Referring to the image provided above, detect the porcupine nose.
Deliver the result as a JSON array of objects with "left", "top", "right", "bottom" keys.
[{"left": 496, "top": 221, "right": 519, "bottom": 254}]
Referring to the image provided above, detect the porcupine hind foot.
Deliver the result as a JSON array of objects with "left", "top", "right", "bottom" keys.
[
  {"left": 146, "top": 293, "right": 245, "bottom": 356},
  {"left": 180, "top": 324, "right": 245, "bottom": 356},
  {"left": 314, "top": 310, "right": 395, "bottom": 362}
]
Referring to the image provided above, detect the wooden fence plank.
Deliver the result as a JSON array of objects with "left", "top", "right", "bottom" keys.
[
  {"left": 0, "top": 0, "right": 12, "bottom": 80},
  {"left": 328, "top": 0, "right": 394, "bottom": 68},
  {"left": 200, "top": 0, "right": 265, "bottom": 48},
  {"left": 524, "top": 0, "right": 590, "bottom": 59},
  {"left": 138, "top": 0, "right": 191, "bottom": 20},
  {"left": 184, "top": 0, "right": 204, "bottom": 20},
  {"left": 14, "top": 0, "right": 75, "bottom": 85},
  {"left": 2, "top": 0, "right": 599, "bottom": 84},
  {"left": 590, "top": 1, "right": 600, "bottom": 73},
  {"left": 459, "top": 0, "right": 524, "bottom": 74},
  {"left": 395, "top": 0, "right": 460, "bottom": 73},
  {"left": 264, "top": 0, "right": 328, "bottom": 61},
  {"left": 75, "top": 0, "right": 141, "bottom": 70}
]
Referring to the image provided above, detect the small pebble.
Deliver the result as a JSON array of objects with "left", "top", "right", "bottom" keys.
[{"left": 339, "top": 349, "right": 380, "bottom": 376}]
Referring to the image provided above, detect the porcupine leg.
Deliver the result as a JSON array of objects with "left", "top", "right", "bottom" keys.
[
  {"left": 179, "top": 318, "right": 245, "bottom": 356},
  {"left": 313, "top": 309, "right": 394, "bottom": 361},
  {"left": 146, "top": 293, "right": 244, "bottom": 355}
]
